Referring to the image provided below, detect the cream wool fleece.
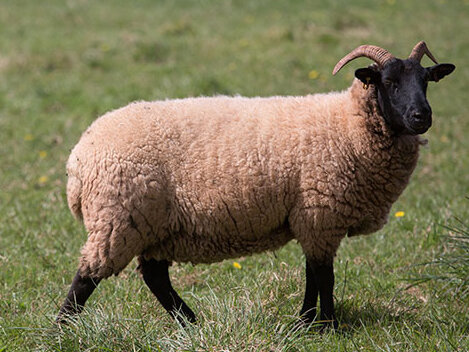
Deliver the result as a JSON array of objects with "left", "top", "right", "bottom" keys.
[{"left": 67, "top": 79, "right": 422, "bottom": 279}]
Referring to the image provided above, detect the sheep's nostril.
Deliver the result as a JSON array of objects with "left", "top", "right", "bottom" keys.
[
  {"left": 409, "top": 110, "right": 432, "bottom": 133},
  {"left": 411, "top": 110, "right": 431, "bottom": 125},
  {"left": 412, "top": 112, "right": 424, "bottom": 122}
]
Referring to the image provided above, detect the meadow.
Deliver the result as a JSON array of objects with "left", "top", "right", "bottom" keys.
[{"left": 0, "top": 0, "right": 468, "bottom": 350}]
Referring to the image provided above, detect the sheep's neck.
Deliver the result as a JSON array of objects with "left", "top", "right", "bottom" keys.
[{"left": 348, "top": 80, "right": 422, "bottom": 202}]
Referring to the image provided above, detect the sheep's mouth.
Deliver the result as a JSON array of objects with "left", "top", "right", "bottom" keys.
[
  {"left": 406, "top": 124, "right": 431, "bottom": 135},
  {"left": 404, "top": 119, "right": 432, "bottom": 135}
]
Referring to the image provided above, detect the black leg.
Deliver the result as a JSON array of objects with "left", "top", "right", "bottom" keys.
[
  {"left": 298, "top": 258, "right": 338, "bottom": 330},
  {"left": 311, "top": 260, "right": 338, "bottom": 329},
  {"left": 139, "top": 257, "right": 196, "bottom": 326},
  {"left": 299, "top": 260, "right": 319, "bottom": 324},
  {"left": 57, "top": 270, "right": 101, "bottom": 323}
]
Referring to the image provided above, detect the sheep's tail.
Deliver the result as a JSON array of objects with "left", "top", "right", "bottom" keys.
[{"left": 66, "top": 155, "right": 84, "bottom": 222}]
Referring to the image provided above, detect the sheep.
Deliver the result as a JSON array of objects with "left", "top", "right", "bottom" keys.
[{"left": 57, "top": 41, "right": 455, "bottom": 329}]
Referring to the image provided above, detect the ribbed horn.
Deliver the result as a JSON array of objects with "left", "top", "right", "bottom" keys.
[
  {"left": 408, "top": 41, "right": 438, "bottom": 64},
  {"left": 332, "top": 45, "right": 395, "bottom": 75}
]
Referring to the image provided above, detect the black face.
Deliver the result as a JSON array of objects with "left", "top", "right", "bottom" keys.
[{"left": 355, "top": 59, "right": 455, "bottom": 135}]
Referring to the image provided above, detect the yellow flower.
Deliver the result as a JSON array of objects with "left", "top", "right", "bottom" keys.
[
  {"left": 308, "top": 70, "right": 319, "bottom": 80},
  {"left": 395, "top": 211, "right": 405, "bottom": 218},
  {"left": 38, "top": 176, "right": 48, "bottom": 185},
  {"left": 233, "top": 262, "right": 242, "bottom": 269},
  {"left": 24, "top": 134, "right": 34, "bottom": 141},
  {"left": 39, "top": 150, "right": 47, "bottom": 159},
  {"left": 440, "top": 135, "right": 449, "bottom": 143},
  {"left": 100, "top": 43, "right": 111, "bottom": 52},
  {"left": 238, "top": 39, "right": 249, "bottom": 48}
]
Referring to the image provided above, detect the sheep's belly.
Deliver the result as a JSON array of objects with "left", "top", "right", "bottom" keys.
[{"left": 144, "top": 223, "right": 294, "bottom": 264}]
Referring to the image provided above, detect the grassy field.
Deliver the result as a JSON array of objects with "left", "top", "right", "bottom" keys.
[{"left": 1, "top": 0, "right": 468, "bottom": 350}]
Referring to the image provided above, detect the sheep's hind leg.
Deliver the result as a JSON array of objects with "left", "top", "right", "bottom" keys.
[
  {"left": 56, "top": 270, "right": 101, "bottom": 323},
  {"left": 139, "top": 257, "right": 196, "bottom": 326}
]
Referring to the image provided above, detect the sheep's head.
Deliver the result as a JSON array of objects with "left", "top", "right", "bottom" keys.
[{"left": 333, "top": 42, "right": 455, "bottom": 135}]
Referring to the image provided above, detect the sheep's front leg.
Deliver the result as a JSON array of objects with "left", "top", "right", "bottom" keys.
[
  {"left": 57, "top": 270, "right": 101, "bottom": 323},
  {"left": 299, "top": 260, "right": 319, "bottom": 323},
  {"left": 300, "top": 258, "right": 338, "bottom": 329},
  {"left": 313, "top": 261, "right": 337, "bottom": 329},
  {"left": 139, "top": 257, "right": 196, "bottom": 326}
]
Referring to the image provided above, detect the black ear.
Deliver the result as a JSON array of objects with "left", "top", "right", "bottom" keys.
[
  {"left": 355, "top": 68, "right": 381, "bottom": 85},
  {"left": 427, "top": 63, "right": 455, "bottom": 82}
]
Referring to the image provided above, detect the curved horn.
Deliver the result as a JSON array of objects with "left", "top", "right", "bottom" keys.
[
  {"left": 332, "top": 45, "right": 395, "bottom": 75},
  {"left": 408, "top": 41, "right": 438, "bottom": 64}
]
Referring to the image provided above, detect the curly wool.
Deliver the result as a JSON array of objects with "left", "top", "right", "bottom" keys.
[{"left": 67, "top": 79, "right": 423, "bottom": 279}]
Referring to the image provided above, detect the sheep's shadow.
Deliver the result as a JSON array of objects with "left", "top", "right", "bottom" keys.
[
  {"left": 330, "top": 297, "right": 467, "bottom": 335},
  {"left": 285, "top": 297, "right": 425, "bottom": 336}
]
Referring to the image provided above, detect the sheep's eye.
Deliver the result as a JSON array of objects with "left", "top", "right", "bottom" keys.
[{"left": 384, "top": 79, "right": 400, "bottom": 94}]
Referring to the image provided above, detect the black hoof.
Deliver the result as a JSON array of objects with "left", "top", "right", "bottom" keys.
[
  {"left": 317, "top": 318, "right": 339, "bottom": 333},
  {"left": 173, "top": 311, "right": 197, "bottom": 327},
  {"left": 293, "top": 316, "right": 339, "bottom": 333}
]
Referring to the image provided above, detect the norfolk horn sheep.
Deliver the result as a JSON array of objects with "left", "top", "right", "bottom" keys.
[{"left": 57, "top": 41, "right": 455, "bottom": 328}]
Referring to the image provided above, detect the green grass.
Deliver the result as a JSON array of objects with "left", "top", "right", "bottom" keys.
[{"left": 1, "top": 0, "right": 468, "bottom": 350}]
